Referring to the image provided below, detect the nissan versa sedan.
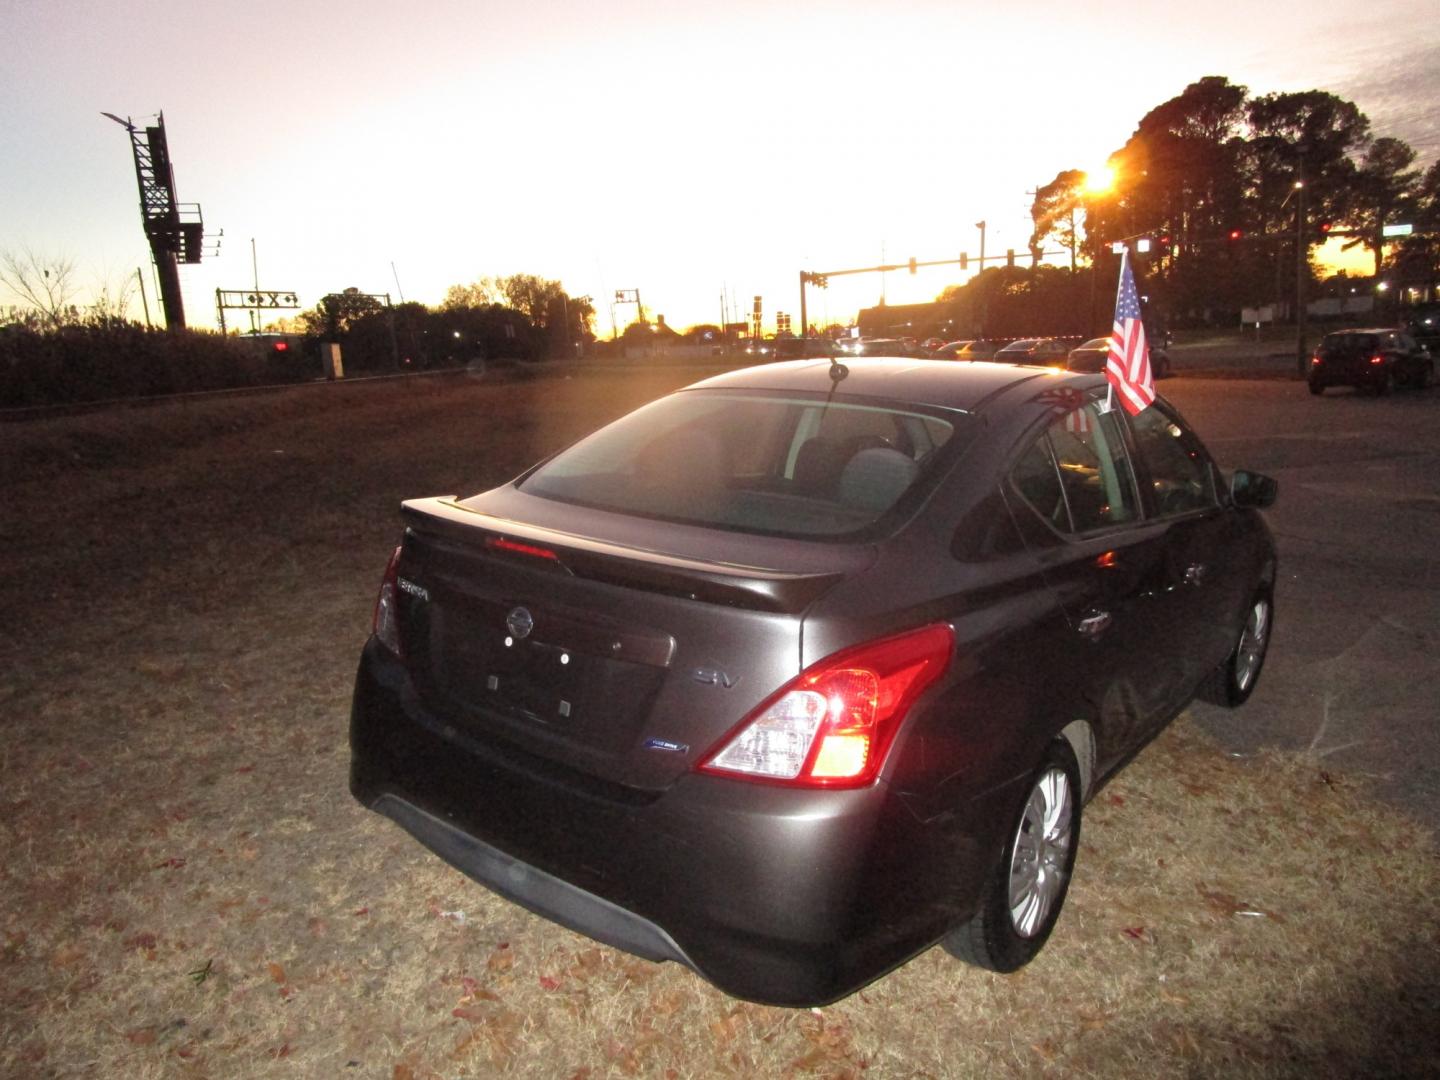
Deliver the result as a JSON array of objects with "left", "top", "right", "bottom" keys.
[{"left": 350, "top": 357, "right": 1278, "bottom": 1007}]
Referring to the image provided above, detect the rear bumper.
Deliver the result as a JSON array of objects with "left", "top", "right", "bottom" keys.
[{"left": 349, "top": 640, "right": 1009, "bottom": 1006}]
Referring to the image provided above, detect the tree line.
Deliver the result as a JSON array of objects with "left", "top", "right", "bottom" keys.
[{"left": 1024, "top": 76, "right": 1439, "bottom": 324}]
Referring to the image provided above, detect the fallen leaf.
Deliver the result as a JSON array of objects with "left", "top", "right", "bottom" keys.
[
  {"left": 125, "top": 1028, "right": 157, "bottom": 1046},
  {"left": 538, "top": 974, "right": 561, "bottom": 991},
  {"left": 1031, "top": 1037, "right": 1059, "bottom": 1062},
  {"left": 1122, "top": 926, "right": 1147, "bottom": 940},
  {"left": 267, "top": 962, "right": 287, "bottom": 985},
  {"left": 155, "top": 857, "right": 187, "bottom": 870},
  {"left": 352, "top": 907, "right": 369, "bottom": 917},
  {"left": 486, "top": 950, "right": 514, "bottom": 974}
]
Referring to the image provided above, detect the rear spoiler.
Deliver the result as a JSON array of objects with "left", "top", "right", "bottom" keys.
[{"left": 400, "top": 497, "right": 844, "bottom": 615}]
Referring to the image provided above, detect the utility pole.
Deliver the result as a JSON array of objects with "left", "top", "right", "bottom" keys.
[
  {"left": 135, "top": 267, "right": 152, "bottom": 327},
  {"left": 1295, "top": 180, "right": 1308, "bottom": 376}
]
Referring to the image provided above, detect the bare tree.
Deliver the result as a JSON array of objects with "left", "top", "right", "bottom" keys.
[
  {"left": 88, "top": 265, "right": 140, "bottom": 323},
  {"left": 0, "top": 248, "right": 80, "bottom": 327}
]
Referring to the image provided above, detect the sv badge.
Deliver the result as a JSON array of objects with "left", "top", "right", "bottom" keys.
[{"left": 691, "top": 667, "right": 738, "bottom": 689}]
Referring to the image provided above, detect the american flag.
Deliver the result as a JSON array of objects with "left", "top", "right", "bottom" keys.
[
  {"left": 1106, "top": 253, "right": 1155, "bottom": 415},
  {"left": 1034, "top": 386, "right": 1092, "bottom": 433}
]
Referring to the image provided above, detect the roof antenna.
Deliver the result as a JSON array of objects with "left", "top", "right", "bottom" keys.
[{"left": 828, "top": 356, "right": 849, "bottom": 383}]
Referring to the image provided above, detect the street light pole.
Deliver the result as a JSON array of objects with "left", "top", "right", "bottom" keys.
[{"left": 975, "top": 220, "right": 987, "bottom": 270}]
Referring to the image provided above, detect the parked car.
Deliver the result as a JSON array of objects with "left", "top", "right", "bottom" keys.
[
  {"left": 1308, "top": 328, "right": 1434, "bottom": 395},
  {"left": 771, "top": 337, "right": 836, "bottom": 360},
  {"left": 848, "top": 337, "right": 912, "bottom": 356},
  {"left": 994, "top": 337, "right": 1073, "bottom": 366},
  {"left": 934, "top": 338, "right": 1003, "bottom": 361},
  {"left": 1066, "top": 336, "right": 1171, "bottom": 378},
  {"left": 350, "top": 359, "right": 1278, "bottom": 1006},
  {"left": 1066, "top": 337, "right": 1111, "bottom": 373}
]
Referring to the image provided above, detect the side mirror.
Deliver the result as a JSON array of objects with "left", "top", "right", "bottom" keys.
[{"left": 1230, "top": 469, "right": 1278, "bottom": 509}]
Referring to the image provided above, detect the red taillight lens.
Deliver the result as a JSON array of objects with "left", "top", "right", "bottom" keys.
[
  {"left": 485, "top": 536, "right": 560, "bottom": 562},
  {"left": 372, "top": 546, "right": 404, "bottom": 657},
  {"left": 1370, "top": 355, "right": 1384, "bottom": 365},
  {"left": 699, "top": 623, "right": 953, "bottom": 788}
]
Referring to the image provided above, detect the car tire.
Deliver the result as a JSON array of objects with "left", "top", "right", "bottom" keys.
[
  {"left": 1308, "top": 380, "right": 1324, "bottom": 396},
  {"left": 1198, "top": 588, "right": 1273, "bottom": 708},
  {"left": 942, "top": 739, "right": 1081, "bottom": 973},
  {"left": 1377, "top": 369, "right": 1395, "bottom": 396}
]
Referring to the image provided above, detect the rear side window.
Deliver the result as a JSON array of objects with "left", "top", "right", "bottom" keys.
[
  {"left": 517, "top": 390, "right": 968, "bottom": 539},
  {"left": 1010, "top": 403, "right": 1138, "bottom": 534}
]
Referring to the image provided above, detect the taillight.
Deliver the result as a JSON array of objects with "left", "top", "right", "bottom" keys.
[
  {"left": 485, "top": 535, "right": 560, "bottom": 562},
  {"left": 699, "top": 623, "right": 953, "bottom": 789},
  {"left": 1370, "top": 354, "right": 1384, "bottom": 365},
  {"left": 372, "top": 546, "right": 404, "bottom": 657}
]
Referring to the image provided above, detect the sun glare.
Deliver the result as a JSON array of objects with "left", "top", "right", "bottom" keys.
[{"left": 1083, "top": 165, "right": 1117, "bottom": 194}]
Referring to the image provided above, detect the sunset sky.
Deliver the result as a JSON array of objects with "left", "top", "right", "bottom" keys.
[{"left": 3, "top": 0, "right": 1437, "bottom": 335}]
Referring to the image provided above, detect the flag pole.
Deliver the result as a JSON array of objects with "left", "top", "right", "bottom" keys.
[{"left": 1104, "top": 250, "right": 1126, "bottom": 414}]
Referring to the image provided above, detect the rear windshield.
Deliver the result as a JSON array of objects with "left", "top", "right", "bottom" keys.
[
  {"left": 516, "top": 389, "right": 970, "bottom": 539},
  {"left": 1321, "top": 333, "right": 1379, "bottom": 354}
]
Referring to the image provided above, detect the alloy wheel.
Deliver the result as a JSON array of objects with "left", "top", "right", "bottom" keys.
[{"left": 1008, "top": 767, "right": 1074, "bottom": 938}]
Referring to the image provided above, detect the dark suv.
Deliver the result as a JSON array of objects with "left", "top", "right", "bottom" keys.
[{"left": 1308, "top": 328, "right": 1434, "bottom": 395}]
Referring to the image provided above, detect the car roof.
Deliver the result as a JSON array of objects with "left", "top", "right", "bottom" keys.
[{"left": 682, "top": 357, "right": 1091, "bottom": 413}]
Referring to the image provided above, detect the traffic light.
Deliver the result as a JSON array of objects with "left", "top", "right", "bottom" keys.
[
  {"left": 908, "top": 257, "right": 917, "bottom": 275},
  {"left": 1006, "top": 249, "right": 1015, "bottom": 267},
  {"left": 1319, "top": 221, "right": 1333, "bottom": 236},
  {"left": 959, "top": 252, "right": 968, "bottom": 270},
  {"left": 1227, "top": 228, "right": 1243, "bottom": 241}
]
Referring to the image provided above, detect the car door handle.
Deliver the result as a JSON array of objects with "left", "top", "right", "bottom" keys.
[
  {"left": 1184, "top": 563, "right": 1207, "bottom": 587},
  {"left": 1077, "top": 610, "right": 1112, "bottom": 640}
]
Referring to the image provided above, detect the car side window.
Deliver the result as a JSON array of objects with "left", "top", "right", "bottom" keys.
[
  {"left": 1010, "top": 404, "right": 1138, "bottom": 534},
  {"left": 1047, "top": 407, "right": 1139, "bottom": 532},
  {"left": 1011, "top": 436, "right": 1068, "bottom": 530},
  {"left": 1127, "top": 405, "right": 1218, "bottom": 516}
]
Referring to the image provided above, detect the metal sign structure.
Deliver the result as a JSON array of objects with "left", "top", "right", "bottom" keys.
[
  {"left": 215, "top": 289, "right": 301, "bottom": 334},
  {"left": 102, "top": 111, "right": 204, "bottom": 330}
]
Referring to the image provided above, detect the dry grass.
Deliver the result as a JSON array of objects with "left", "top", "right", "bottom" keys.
[{"left": 2, "top": 368, "right": 1437, "bottom": 1078}]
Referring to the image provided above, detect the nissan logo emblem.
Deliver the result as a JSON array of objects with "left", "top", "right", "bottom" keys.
[{"left": 506, "top": 606, "right": 534, "bottom": 640}]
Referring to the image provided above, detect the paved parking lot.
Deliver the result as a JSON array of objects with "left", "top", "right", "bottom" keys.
[{"left": 1165, "top": 377, "right": 1440, "bottom": 829}]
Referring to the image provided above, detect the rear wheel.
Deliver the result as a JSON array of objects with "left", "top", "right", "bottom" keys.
[
  {"left": 1198, "top": 588, "right": 1272, "bottom": 707},
  {"left": 942, "top": 740, "right": 1081, "bottom": 972}
]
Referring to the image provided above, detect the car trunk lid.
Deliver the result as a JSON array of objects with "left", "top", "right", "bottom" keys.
[{"left": 391, "top": 496, "right": 868, "bottom": 792}]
